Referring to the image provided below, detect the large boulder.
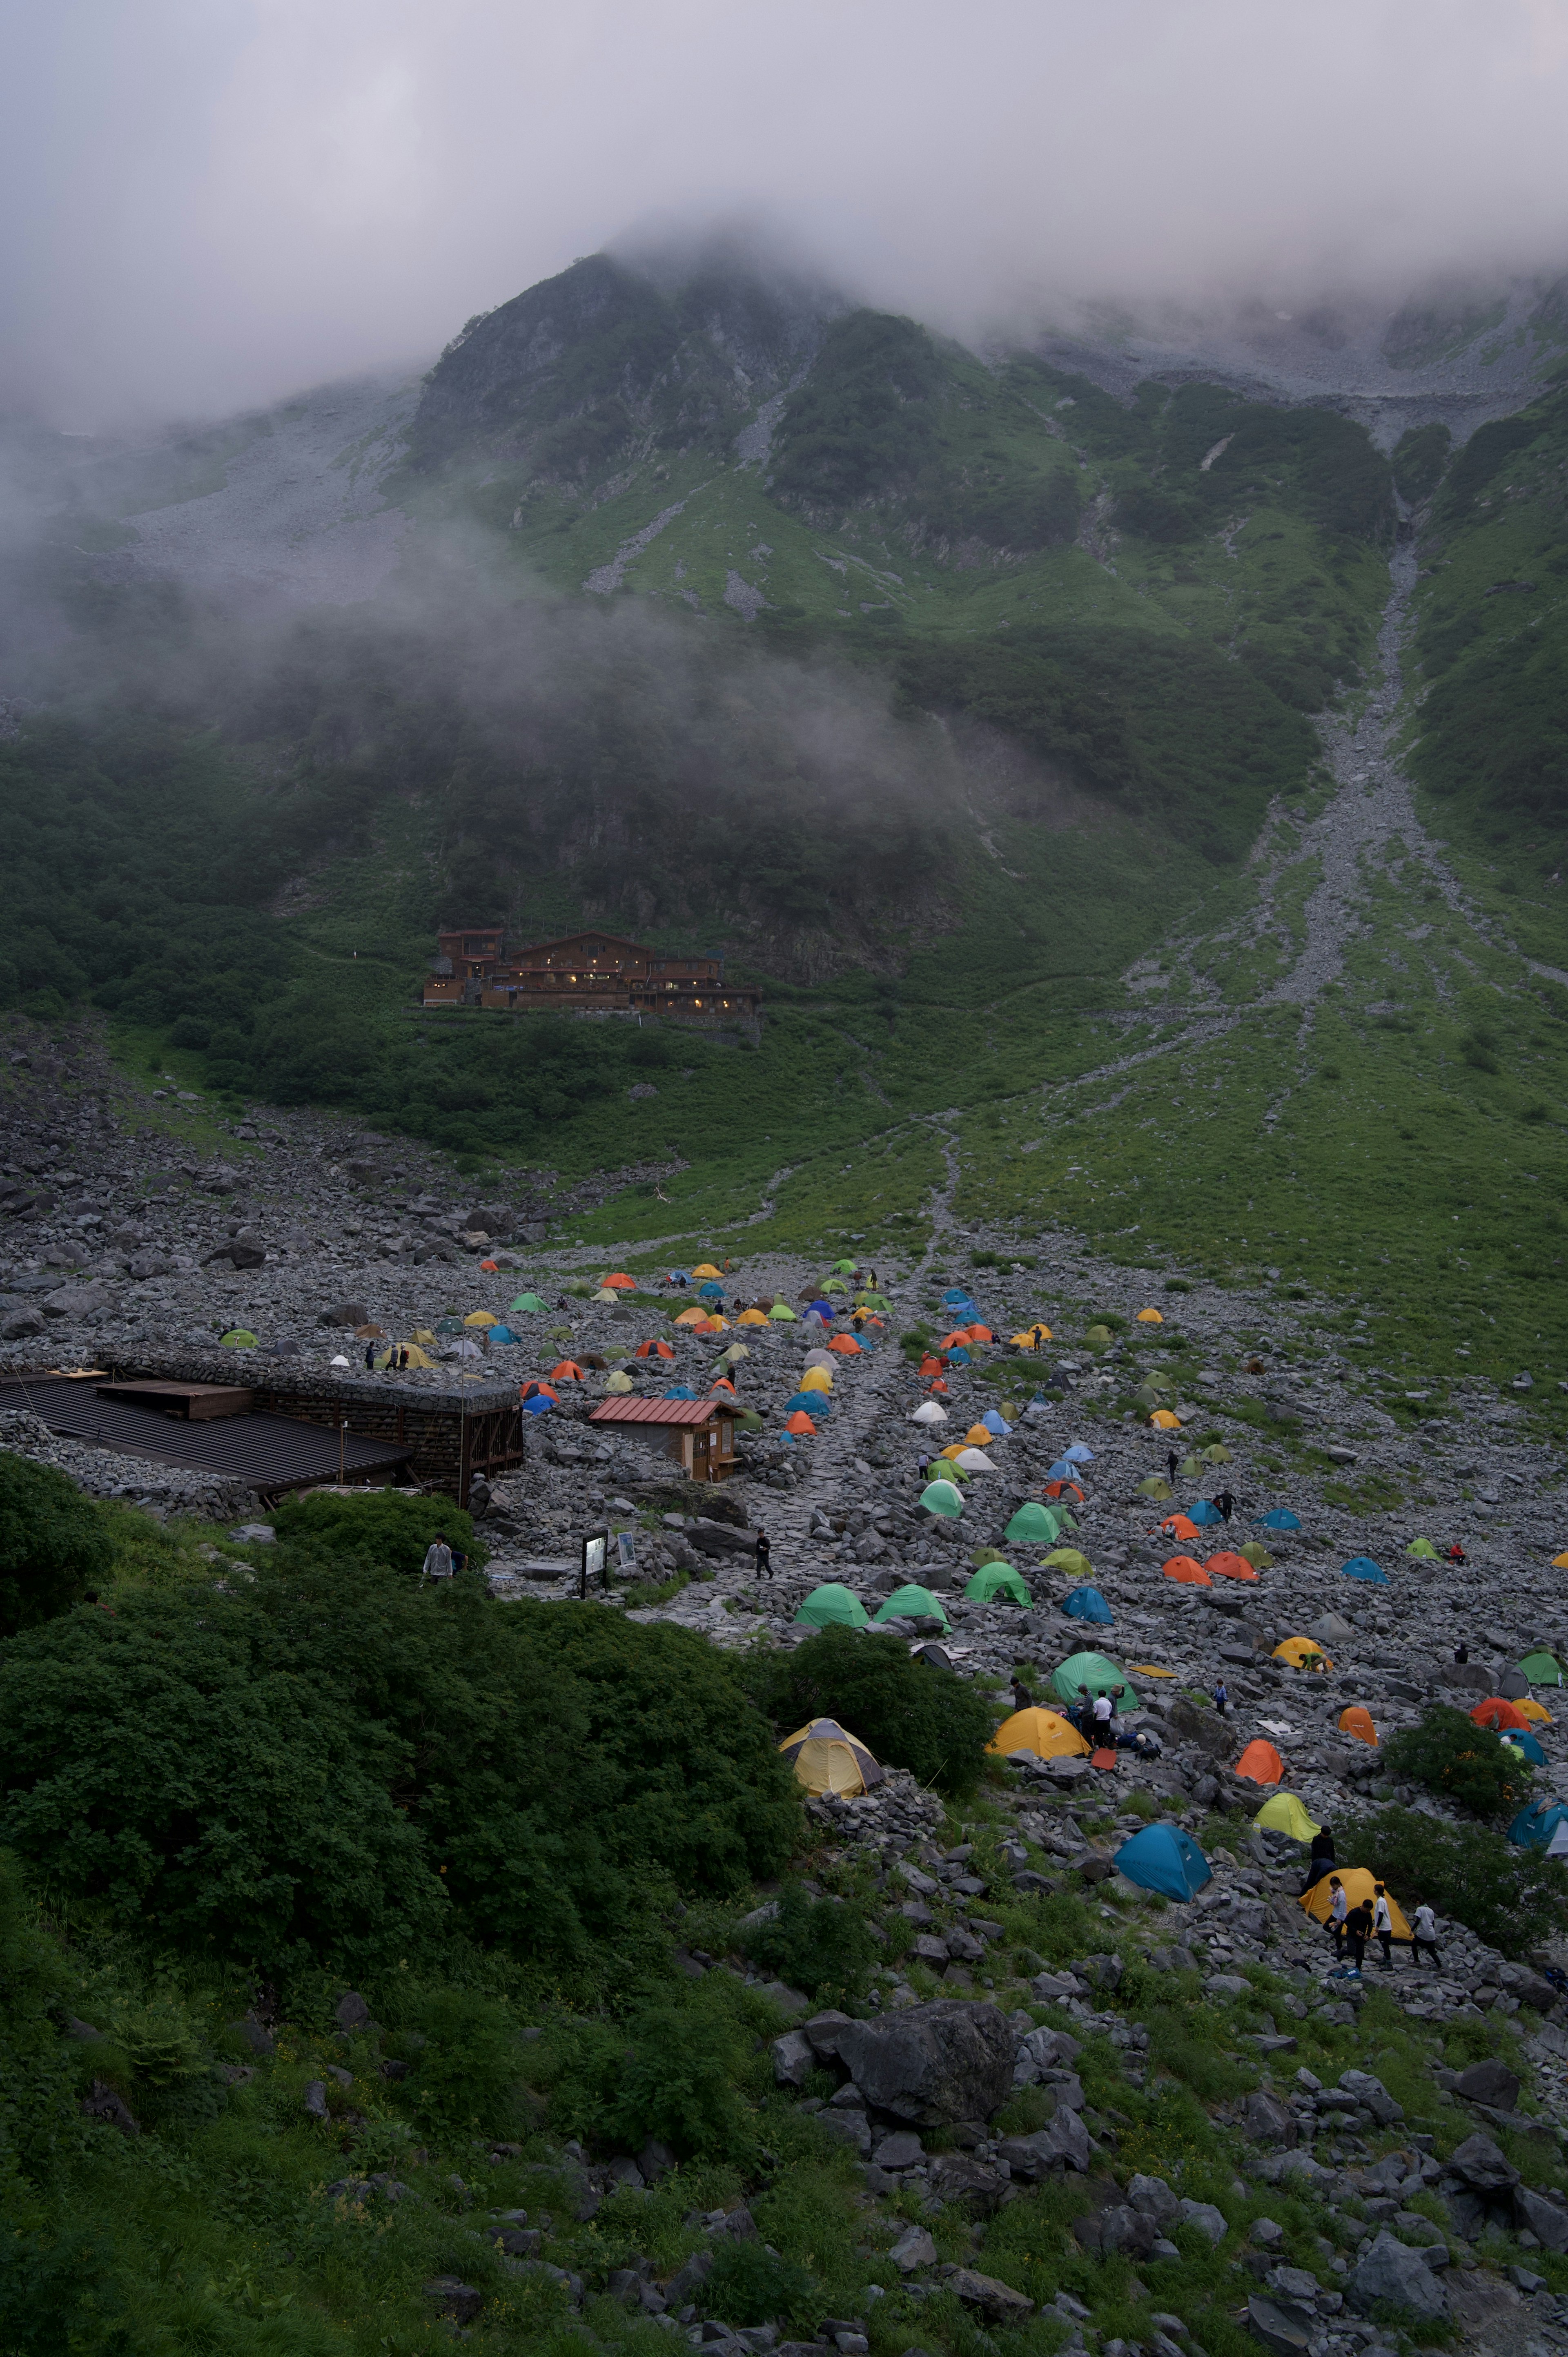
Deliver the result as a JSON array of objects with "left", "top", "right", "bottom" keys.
[
  {"left": 1243, "top": 2090, "right": 1298, "bottom": 2147},
  {"left": 1454, "top": 2056, "right": 1519, "bottom": 2110},
  {"left": 1514, "top": 2185, "right": 1568, "bottom": 2253},
  {"left": 1349, "top": 2230, "right": 1448, "bottom": 2324},
  {"left": 997, "top": 2109, "right": 1091, "bottom": 2175},
  {"left": 833, "top": 2000, "right": 1015, "bottom": 2126},
  {"left": 945, "top": 2269, "right": 1034, "bottom": 2323},
  {"left": 1443, "top": 2131, "right": 1519, "bottom": 2194}
]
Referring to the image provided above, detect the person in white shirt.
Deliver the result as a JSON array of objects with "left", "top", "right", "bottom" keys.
[
  {"left": 1372, "top": 1884, "right": 1395, "bottom": 1970},
  {"left": 1327, "top": 1876, "right": 1349, "bottom": 1960},
  {"left": 1091, "top": 1691, "right": 1114, "bottom": 1735},
  {"left": 1411, "top": 1902, "right": 1441, "bottom": 1969},
  {"left": 421, "top": 1534, "right": 454, "bottom": 1584}
]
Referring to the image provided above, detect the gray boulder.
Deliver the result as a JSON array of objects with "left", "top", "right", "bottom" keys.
[
  {"left": 771, "top": 2030, "right": 815, "bottom": 2087},
  {"left": 1246, "top": 2294, "right": 1315, "bottom": 2356},
  {"left": 1243, "top": 2090, "right": 1298, "bottom": 2147},
  {"left": 833, "top": 2000, "right": 1014, "bottom": 2126},
  {"left": 815, "top": 2109, "right": 871, "bottom": 2157},
  {"left": 1444, "top": 2131, "right": 1519, "bottom": 2193},
  {"left": 945, "top": 2269, "right": 1034, "bottom": 2322},
  {"left": 1338, "top": 2068, "right": 1401, "bottom": 2125},
  {"left": 0, "top": 1307, "right": 45, "bottom": 1339},
  {"left": 1349, "top": 2230, "right": 1448, "bottom": 2323},
  {"left": 1514, "top": 2185, "right": 1568, "bottom": 2253},
  {"left": 1179, "top": 2198, "right": 1228, "bottom": 2246},
  {"left": 1454, "top": 2056, "right": 1519, "bottom": 2110},
  {"left": 889, "top": 2225, "right": 937, "bottom": 2273},
  {"left": 997, "top": 2107, "right": 1091, "bottom": 2175},
  {"left": 1127, "top": 2173, "right": 1180, "bottom": 2223}
]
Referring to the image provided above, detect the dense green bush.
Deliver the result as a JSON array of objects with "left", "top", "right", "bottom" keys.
[
  {"left": 1382, "top": 1705, "right": 1530, "bottom": 1820},
  {"left": 704, "top": 2241, "right": 818, "bottom": 2329},
  {"left": 745, "top": 1624, "right": 993, "bottom": 1795},
  {"left": 544, "top": 2002, "right": 752, "bottom": 2160},
  {"left": 1339, "top": 1805, "right": 1568, "bottom": 1951},
  {"left": 0, "top": 1557, "right": 800, "bottom": 1979},
  {"left": 0, "top": 1455, "right": 113, "bottom": 1636},
  {"left": 741, "top": 1882, "right": 876, "bottom": 2006},
  {"left": 270, "top": 1489, "right": 486, "bottom": 1576}
]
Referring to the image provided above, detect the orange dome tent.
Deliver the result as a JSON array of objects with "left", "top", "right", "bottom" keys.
[
  {"left": 1045, "top": 1479, "right": 1085, "bottom": 1502},
  {"left": 827, "top": 1333, "right": 862, "bottom": 1355},
  {"left": 1205, "top": 1552, "right": 1258, "bottom": 1582},
  {"left": 1235, "top": 1739, "right": 1284, "bottom": 1786},
  {"left": 1160, "top": 1514, "right": 1200, "bottom": 1542},
  {"left": 1163, "top": 1556, "right": 1212, "bottom": 1586},
  {"left": 965, "top": 1324, "right": 994, "bottom": 1344},
  {"left": 785, "top": 1410, "right": 817, "bottom": 1436},
  {"left": 601, "top": 1273, "right": 637, "bottom": 1290},
  {"left": 1339, "top": 1706, "right": 1378, "bottom": 1748},
  {"left": 919, "top": 1355, "right": 944, "bottom": 1379},
  {"left": 635, "top": 1338, "right": 675, "bottom": 1359},
  {"left": 1472, "top": 1696, "right": 1530, "bottom": 1733},
  {"left": 550, "top": 1360, "right": 588, "bottom": 1382},
  {"left": 674, "top": 1306, "right": 707, "bottom": 1325},
  {"left": 1150, "top": 1408, "right": 1182, "bottom": 1429},
  {"left": 939, "top": 1330, "right": 972, "bottom": 1350}
]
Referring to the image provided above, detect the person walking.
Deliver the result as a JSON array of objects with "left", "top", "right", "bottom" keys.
[
  {"left": 1165, "top": 1448, "right": 1180, "bottom": 1484},
  {"left": 1411, "top": 1900, "right": 1442, "bottom": 1970},
  {"left": 1326, "top": 1875, "right": 1349, "bottom": 1959},
  {"left": 1213, "top": 1677, "right": 1230, "bottom": 1717},
  {"left": 755, "top": 1530, "right": 772, "bottom": 1579},
  {"left": 421, "top": 1532, "right": 454, "bottom": 1585},
  {"left": 1372, "top": 1883, "right": 1396, "bottom": 1970},
  {"left": 1010, "top": 1674, "right": 1034, "bottom": 1713},
  {"left": 1216, "top": 1488, "right": 1235, "bottom": 1523},
  {"left": 1343, "top": 1897, "right": 1372, "bottom": 1971},
  {"left": 1091, "top": 1688, "right": 1115, "bottom": 1739}
]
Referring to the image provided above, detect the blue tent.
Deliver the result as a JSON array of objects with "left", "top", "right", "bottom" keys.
[
  {"left": 786, "top": 1390, "right": 832, "bottom": 1415},
  {"left": 980, "top": 1409, "right": 1009, "bottom": 1436},
  {"left": 1254, "top": 1509, "right": 1302, "bottom": 1532},
  {"left": 1506, "top": 1728, "right": 1549, "bottom": 1768},
  {"left": 1047, "top": 1459, "right": 1075, "bottom": 1481},
  {"left": 488, "top": 1325, "right": 515, "bottom": 1345},
  {"left": 1509, "top": 1798, "right": 1568, "bottom": 1851},
  {"left": 666, "top": 1385, "right": 699, "bottom": 1401},
  {"left": 522, "top": 1394, "right": 554, "bottom": 1416},
  {"left": 807, "top": 1298, "right": 835, "bottom": 1318},
  {"left": 698, "top": 1282, "right": 726, "bottom": 1302},
  {"left": 1063, "top": 1585, "right": 1113, "bottom": 1625},
  {"left": 946, "top": 1347, "right": 972, "bottom": 1367},
  {"left": 1341, "top": 1556, "right": 1389, "bottom": 1584},
  {"left": 942, "top": 1288, "right": 981, "bottom": 1312},
  {"left": 1114, "top": 1824, "right": 1212, "bottom": 1902},
  {"left": 1064, "top": 1443, "right": 1094, "bottom": 1463},
  {"left": 1189, "top": 1500, "right": 1226, "bottom": 1527}
]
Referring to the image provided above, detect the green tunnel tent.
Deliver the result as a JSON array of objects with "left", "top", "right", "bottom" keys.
[
  {"left": 873, "top": 1583, "right": 951, "bottom": 1627},
  {"left": 794, "top": 1583, "right": 869, "bottom": 1630},
  {"left": 1050, "top": 1650, "right": 1130, "bottom": 1707}
]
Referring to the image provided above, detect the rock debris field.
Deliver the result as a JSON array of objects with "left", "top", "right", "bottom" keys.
[{"left": 6, "top": 1028, "right": 1568, "bottom": 2353}]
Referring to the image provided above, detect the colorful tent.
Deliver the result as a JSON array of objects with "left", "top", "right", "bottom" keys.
[
  {"left": 520, "top": 1380, "right": 559, "bottom": 1402},
  {"left": 1509, "top": 1798, "right": 1568, "bottom": 1854},
  {"left": 953, "top": 1447, "right": 996, "bottom": 1473},
  {"left": 549, "top": 1360, "right": 587, "bottom": 1381},
  {"left": 1239, "top": 1541, "right": 1273, "bottom": 1570},
  {"left": 1050, "top": 1650, "right": 1129, "bottom": 1706},
  {"left": 1202, "top": 1444, "right": 1233, "bottom": 1465},
  {"left": 966, "top": 1563, "right": 1031, "bottom": 1605},
  {"left": 1062, "top": 1584, "right": 1112, "bottom": 1623},
  {"left": 1556, "top": 1553, "right": 1568, "bottom": 1572},
  {"left": 980, "top": 1411, "right": 1010, "bottom": 1438},
  {"left": 785, "top": 1412, "right": 817, "bottom": 1436},
  {"left": 1044, "top": 1548, "right": 1093, "bottom": 1577},
  {"left": 1406, "top": 1538, "right": 1440, "bottom": 1559},
  {"left": 1188, "top": 1500, "right": 1226, "bottom": 1527},
  {"left": 827, "top": 1333, "right": 862, "bottom": 1356},
  {"left": 509, "top": 1294, "right": 548, "bottom": 1314},
  {"left": 1299, "top": 1872, "right": 1410, "bottom": 1940},
  {"left": 1472, "top": 1696, "right": 1530, "bottom": 1733},
  {"left": 1274, "top": 1637, "right": 1330, "bottom": 1672},
  {"left": 1044, "top": 1478, "right": 1084, "bottom": 1501},
  {"left": 989, "top": 1706, "right": 1090, "bottom": 1761},
  {"left": 874, "top": 1583, "right": 951, "bottom": 1626},
  {"left": 674, "top": 1306, "right": 708, "bottom": 1326},
  {"left": 604, "top": 1371, "right": 634, "bottom": 1393},
  {"left": 779, "top": 1715, "right": 882, "bottom": 1797},
  {"left": 1010, "top": 1325, "right": 1053, "bottom": 1347},
  {"left": 1517, "top": 1698, "right": 1554, "bottom": 1725},
  {"left": 1114, "top": 1823, "right": 1211, "bottom": 1900},
  {"left": 1339, "top": 1706, "right": 1379, "bottom": 1748},
  {"left": 635, "top": 1338, "right": 675, "bottom": 1360},
  {"left": 1341, "top": 1555, "right": 1389, "bottom": 1584},
  {"left": 1205, "top": 1552, "right": 1258, "bottom": 1582},
  {"left": 794, "top": 1584, "right": 869, "bottom": 1630},
  {"left": 521, "top": 1394, "right": 555, "bottom": 1416},
  {"left": 1254, "top": 1791, "right": 1321, "bottom": 1842},
  {"left": 911, "top": 1401, "right": 949, "bottom": 1425},
  {"left": 738, "top": 1308, "right": 770, "bottom": 1327},
  {"left": 800, "top": 1367, "right": 833, "bottom": 1394},
  {"left": 602, "top": 1273, "right": 637, "bottom": 1290},
  {"left": 1522, "top": 1650, "right": 1564, "bottom": 1686},
  {"left": 1004, "top": 1502, "right": 1058, "bottom": 1543},
  {"left": 692, "top": 1264, "right": 722, "bottom": 1280},
  {"left": 1160, "top": 1514, "right": 1200, "bottom": 1542},
  {"left": 591, "top": 1288, "right": 621, "bottom": 1304},
  {"left": 1136, "top": 1308, "right": 1164, "bottom": 1325},
  {"left": 1235, "top": 1739, "right": 1284, "bottom": 1786},
  {"left": 920, "top": 1480, "right": 964, "bottom": 1519},
  {"left": 1137, "top": 1477, "right": 1173, "bottom": 1501},
  {"left": 219, "top": 1329, "right": 257, "bottom": 1348},
  {"left": 1063, "top": 1443, "right": 1094, "bottom": 1464},
  {"left": 1150, "top": 1409, "right": 1182, "bottom": 1430},
  {"left": 769, "top": 1302, "right": 797, "bottom": 1321},
  {"left": 1164, "top": 1556, "right": 1212, "bottom": 1586},
  {"left": 464, "top": 1310, "right": 499, "bottom": 1328},
  {"left": 1254, "top": 1510, "right": 1302, "bottom": 1532}
]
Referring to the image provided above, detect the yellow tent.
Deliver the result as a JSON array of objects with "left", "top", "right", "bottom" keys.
[
  {"left": 604, "top": 1371, "right": 634, "bottom": 1393},
  {"left": 938, "top": 1443, "right": 965, "bottom": 1459},
  {"left": 692, "top": 1263, "right": 722, "bottom": 1278},
  {"left": 464, "top": 1310, "right": 499, "bottom": 1328},
  {"left": 412, "top": 1329, "right": 437, "bottom": 1346},
  {"left": 964, "top": 1424, "right": 994, "bottom": 1445},
  {"left": 399, "top": 1345, "right": 436, "bottom": 1369},
  {"left": 1274, "top": 1637, "right": 1332, "bottom": 1672},
  {"left": 1518, "top": 1697, "right": 1554, "bottom": 1725},
  {"left": 1010, "top": 1326, "right": 1053, "bottom": 1346},
  {"left": 1150, "top": 1409, "right": 1182, "bottom": 1430},
  {"left": 779, "top": 1718, "right": 883, "bottom": 1797},
  {"left": 739, "top": 1309, "right": 770, "bottom": 1326},
  {"left": 1137, "top": 1308, "right": 1164, "bottom": 1324},
  {"left": 674, "top": 1306, "right": 707, "bottom": 1325},
  {"left": 989, "top": 1706, "right": 1091, "bottom": 1760},
  {"left": 1299, "top": 1870, "right": 1411, "bottom": 1941},
  {"left": 1254, "top": 1791, "right": 1321, "bottom": 1842},
  {"left": 1045, "top": 1548, "right": 1093, "bottom": 1577},
  {"left": 1555, "top": 1553, "right": 1568, "bottom": 1572},
  {"left": 800, "top": 1367, "right": 833, "bottom": 1394},
  {"left": 592, "top": 1287, "right": 620, "bottom": 1303}
]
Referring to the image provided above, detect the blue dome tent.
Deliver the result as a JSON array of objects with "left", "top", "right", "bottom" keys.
[
  {"left": 1114, "top": 1824, "right": 1212, "bottom": 1902},
  {"left": 1341, "top": 1556, "right": 1389, "bottom": 1584},
  {"left": 1253, "top": 1509, "right": 1302, "bottom": 1532},
  {"left": 1062, "top": 1585, "right": 1113, "bottom": 1625}
]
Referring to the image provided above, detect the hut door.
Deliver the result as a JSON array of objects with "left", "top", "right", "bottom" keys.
[{"left": 692, "top": 1425, "right": 711, "bottom": 1477}]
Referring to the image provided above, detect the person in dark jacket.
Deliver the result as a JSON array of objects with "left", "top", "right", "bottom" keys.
[
  {"left": 1216, "top": 1488, "right": 1236, "bottom": 1522},
  {"left": 1010, "top": 1675, "right": 1034, "bottom": 1713},
  {"left": 1343, "top": 1898, "right": 1372, "bottom": 1970},
  {"left": 1303, "top": 1824, "right": 1336, "bottom": 1892},
  {"left": 755, "top": 1530, "right": 772, "bottom": 1579}
]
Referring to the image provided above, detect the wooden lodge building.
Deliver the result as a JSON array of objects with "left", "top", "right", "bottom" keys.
[{"left": 422, "top": 928, "right": 759, "bottom": 1029}]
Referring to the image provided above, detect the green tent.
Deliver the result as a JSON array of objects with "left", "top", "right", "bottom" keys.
[
  {"left": 1044, "top": 1547, "right": 1093, "bottom": 1577},
  {"left": 919, "top": 1480, "right": 964, "bottom": 1519},
  {"left": 219, "top": 1329, "right": 257, "bottom": 1348},
  {"left": 768, "top": 1302, "right": 797, "bottom": 1321},
  {"left": 937, "top": 1457, "right": 973, "bottom": 1482},
  {"left": 736, "top": 1408, "right": 764, "bottom": 1432},
  {"left": 795, "top": 1583, "right": 869, "bottom": 1630},
  {"left": 1405, "top": 1538, "right": 1440, "bottom": 1559},
  {"left": 1050, "top": 1650, "right": 1130, "bottom": 1707},
  {"left": 967, "top": 1563, "right": 1031, "bottom": 1605},
  {"left": 1054, "top": 1508, "right": 1078, "bottom": 1532},
  {"left": 971, "top": 1546, "right": 1007, "bottom": 1567},
  {"left": 1085, "top": 1325, "right": 1113, "bottom": 1344},
  {"left": 1005, "top": 1501, "right": 1058, "bottom": 1543},
  {"left": 1203, "top": 1444, "right": 1233, "bottom": 1465},
  {"left": 832, "top": 1259, "right": 856, "bottom": 1273},
  {"left": 823, "top": 1277, "right": 850, "bottom": 1293},
  {"left": 873, "top": 1583, "right": 951, "bottom": 1627},
  {"left": 1179, "top": 1456, "right": 1205, "bottom": 1478},
  {"left": 856, "top": 1292, "right": 891, "bottom": 1311},
  {"left": 1521, "top": 1650, "right": 1564, "bottom": 1686},
  {"left": 510, "top": 1293, "right": 548, "bottom": 1315},
  {"left": 1240, "top": 1540, "right": 1273, "bottom": 1570},
  {"left": 1137, "top": 1476, "right": 1172, "bottom": 1500}
]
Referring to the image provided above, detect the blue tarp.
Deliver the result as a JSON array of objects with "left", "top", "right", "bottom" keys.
[
  {"left": 1341, "top": 1555, "right": 1389, "bottom": 1584},
  {"left": 522, "top": 1394, "right": 554, "bottom": 1416},
  {"left": 1063, "top": 1585, "right": 1114, "bottom": 1625},
  {"left": 1254, "top": 1509, "right": 1302, "bottom": 1531},
  {"left": 1114, "top": 1823, "right": 1212, "bottom": 1902}
]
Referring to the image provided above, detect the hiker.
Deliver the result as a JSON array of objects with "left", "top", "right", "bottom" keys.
[
  {"left": 1305, "top": 1824, "right": 1336, "bottom": 1891},
  {"left": 1372, "top": 1883, "right": 1396, "bottom": 1970},
  {"left": 1091, "top": 1688, "right": 1115, "bottom": 1736},
  {"left": 1165, "top": 1449, "right": 1180, "bottom": 1483},
  {"left": 1448, "top": 1543, "right": 1466, "bottom": 1563},
  {"left": 1213, "top": 1677, "right": 1230, "bottom": 1717},
  {"left": 1010, "top": 1674, "right": 1034, "bottom": 1713},
  {"left": 1411, "top": 1900, "right": 1442, "bottom": 1969},
  {"left": 755, "top": 1530, "right": 772, "bottom": 1578},
  {"left": 1326, "top": 1875, "right": 1349, "bottom": 1958},
  {"left": 1343, "top": 1896, "right": 1372, "bottom": 1971},
  {"left": 1216, "top": 1488, "right": 1235, "bottom": 1523},
  {"left": 1454, "top": 1638, "right": 1469, "bottom": 1665},
  {"left": 363, "top": 1342, "right": 376, "bottom": 1369},
  {"left": 421, "top": 1532, "right": 454, "bottom": 1584}
]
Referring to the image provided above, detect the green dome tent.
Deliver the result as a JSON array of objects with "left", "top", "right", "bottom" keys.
[
  {"left": 1406, "top": 1538, "right": 1440, "bottom": 1560},
  {"left": 1137, "top": 1477, "right": 1172, "bottom": 1500},
  {"left": 873, "top": 1583, "right": 951, "bottom": 1627},
  {"left": 1005, "top": 1501, "right": 1058, "bottom": 1543},
  {"left": 1521, "top": 1650, "right": 1564, "bottom": 1687},
  {"left": 966, "top": 1562, "right": 1031, "bottom": 1605},
  {"left": 219, "top": 1329, "right": 258, "bottom": 1348},
  {"left": 1050, "top": 1650, "right": 1130, "bottom": 1707},
  {"left": 510, "top": 1293, "right": 548, "bottom": 1315},
  {"left": 795, "top": 1583, "right": 869, "bottom": 1630},
  {"left": 919, "top": 1480, "right": 964, "bottom": 1519}
]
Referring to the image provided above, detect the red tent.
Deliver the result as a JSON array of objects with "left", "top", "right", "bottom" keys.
[
  {"left": 1471, "top": 1697, "right": 1530, "bottom": 1733},
  {"left": 786, "top": 1410, "right": 817, "bottom": 1436},
  {"left": 549, "top": 1360, "right": 587, "bottom": 1382},
  {"left": 635, "top": 1338, "right": 675, "bottom": 1359}
]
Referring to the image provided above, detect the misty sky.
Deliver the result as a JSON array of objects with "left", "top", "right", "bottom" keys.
[{"left": 7, "top": 0, "right": 1568, "bottom": 429}]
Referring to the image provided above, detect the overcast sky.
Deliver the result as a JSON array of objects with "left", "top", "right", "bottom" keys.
[{"left": 7, "top": 0, "right": 1568, "bottom": 429}]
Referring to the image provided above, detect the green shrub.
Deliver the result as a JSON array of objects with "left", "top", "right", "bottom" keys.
[
  {"left": 1339, "top": 1805, "right": 1568, "bottom": 1950},
  {"left": 744, "top": 1625, "right": 993, "bottom": 1795},
  {"left": 741, "top": 1882, "right": 877, "bottom": 2006},
  {"left": 1382, "top": 1706, "right": 1530, "bottom": 1820},
  {"left": 704, "top": 2241, "right": 817, "bottom": 2328},
  {"left": 271, "top": 1487, "right": 487, "bottom": 1574},
  {"left": 391, "top": 1985, "right": 531, "bottom": 2138},
  {"left": 546, "top": 2004, "right": 751, "bottom": 2160},
  {"left": 0, "top": 1455, "right": 113, "bottom": 1635}
]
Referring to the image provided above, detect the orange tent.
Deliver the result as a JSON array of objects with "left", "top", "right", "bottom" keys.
[
  {"left": 828, "top": 1334, "right": 862, "bottom": 1356},
  {"left": 550, "top": 1360, "right": 587, "bottom": 1381},
  {"left": 1471, "top": 1697, "right": 1530, "bottom": 1733},
  {"left": 602, "top": 1273, "right": 637, "bottom": 1290},
  {"left": 1045, "top": 1480, "right": 1085, "bottom": 1502},
  {"left": 927, "top": 1378, "right": 950, "bottom": 1396},
  {"left": 919, "top": 1356, "right": 944, "bottom": 1378},
  {"left": 1163, "top": 1556, "right": 1212, "bottom": 1586},
  {"left": 674, "top": 1307, "right": 707, "bottom": 1326},
  {"left": 635, "top": 1339, "right": 675, "bottom": 1359},
  {"left": 965, "top": 1324, "right": 994, "bottom": 1343},
  {"left": 786, "top": 1410, "right": 817, "bottom": 1436},
  {"left": 1339, "top": 1706, "right": 1378, "bottom": 1748},
  {"left": 520, "top": 1382, "right": 559, "bottom": 1403},
  {"left": 939, "top": 1330, "right": 972, "bottom": 1350},
  {"left": 1206, "top": 1552, "right": 1258, "bottom": 1582},
  {"left": 708, "top": 1376, "right": 737, "bottom": 1395},
  {"left": 1160, "top": 1514, "right": 1200, "bottom": 1541},
  {"left": 479, "top": 1258, "right": 499, "bottom": 1273},
  {"left": 1235, "top": 1739, "right": 1284, "bottom": 1785}
]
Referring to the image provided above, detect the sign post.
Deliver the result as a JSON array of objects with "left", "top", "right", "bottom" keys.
[{"left": 580, "top": 1529, "right": 608, "bottom": 1599}]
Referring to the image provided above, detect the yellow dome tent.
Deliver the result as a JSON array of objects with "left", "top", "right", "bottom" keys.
[
  {"left": 739, "top": 1309, "right": 770, "bottom": 1326},
  {"left": 1274, "top": 1636, "right": 1332, "bottom": 1672},
  {"left": 1299, "top": 1870, "right": 1410, "bottom": 1940},
  {"left": 1136, "top": 1308, "right": 1164, "bottom": 1324},
  {"left": 674, "top": 1306, "right": 707, "bottom": 1325},
  {"left": 1254, "top": 1792, "right": 1321, "bottom": 1843},
  {"left": 692, "top": 1263, "right": 723, "bottom": 1279},
  {"left": 604, "top": 1371, "right": 634, "bottom": 1392},
  {"left": 800, "top": 1367, "right": 833, "bottom": 1394},
  {"left": 779, "top": 1718, "right": 883, "bottom": 1797},
  {"left": 989, "top": 1706, "right": 1091, "bottom": 1761},
  {"left": 1151, "top": 1408, "right": 1182, "bottom": 1430},
  {"left": 464, "top": 1310, "right": 499, "bottom": 1328}
]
